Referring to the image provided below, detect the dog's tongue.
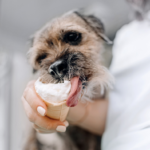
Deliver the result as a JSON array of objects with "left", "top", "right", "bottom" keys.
[{"left": 66, "top": 77, "right": 82, "bottom": 107}]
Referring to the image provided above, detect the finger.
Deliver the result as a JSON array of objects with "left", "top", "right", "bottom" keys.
[
  {"left": 35, "top": 129, "right": 55, "bottom": 134},
  {"left": 23, "top": 81, "right": 47, "bottom": 116},
  {"left": 22, "top": 97, "right": 66, "bottom": 132},
  {"left": 26, "top": 80, "right": 36, "bottom": 87},
  {"left": 33, "top": 120, "right": 69, "bottom": 132},
  {"left": 22, "top": 96, "right": 39, "bottom": 123},
  {"left": 33, "top": 124, "right": 55, "bottom": 133},
  {"left": 63, "top": 121, "right": 69, "bottom": 127}
]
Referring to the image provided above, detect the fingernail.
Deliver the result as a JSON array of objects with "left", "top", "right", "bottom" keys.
[
  {"left": 56, "top": 126, "right": 66, "bottom": 132},
  {"left": 63, "top": 121, "right": 69, "bottom": 127},
  {"left": 37, "top": 106, "right": 45, "bottom": 116}
]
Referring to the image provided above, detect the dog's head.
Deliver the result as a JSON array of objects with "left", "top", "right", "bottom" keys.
[{"left": 28, "top": 11, "right": 112, "bottom": 107}]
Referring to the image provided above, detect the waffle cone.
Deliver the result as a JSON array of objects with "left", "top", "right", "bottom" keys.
[{"left": 43, "top": 100, "right": 70, "bottom": 122}]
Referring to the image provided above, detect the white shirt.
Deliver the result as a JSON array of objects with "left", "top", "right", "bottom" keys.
[{"left": 102, "top": 17, "right": 150, "bottom": 150}]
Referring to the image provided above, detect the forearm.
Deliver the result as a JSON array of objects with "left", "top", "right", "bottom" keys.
[{"left": 67, "top": 99, "right": 108, "bottom": 135}]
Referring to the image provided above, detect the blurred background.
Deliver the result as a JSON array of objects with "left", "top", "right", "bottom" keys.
[{"left": 0, "top": 0, "right": 132, "bottom": 150}]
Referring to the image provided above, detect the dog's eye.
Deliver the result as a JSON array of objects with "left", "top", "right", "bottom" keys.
[
  {"left": 63, "top": 32, "right": 81, "bottom": 45},
  {"left": 36, "top": 53, "right": 47, "bottom": 64}
]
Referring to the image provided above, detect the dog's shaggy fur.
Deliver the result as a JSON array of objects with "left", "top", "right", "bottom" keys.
[{"left": 25, "top": 11, "right": 112, "bottom": 150}]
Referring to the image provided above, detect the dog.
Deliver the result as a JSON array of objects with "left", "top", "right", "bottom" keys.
[{"left": 25, "top": 10, "right": 112, "bottom": 150}]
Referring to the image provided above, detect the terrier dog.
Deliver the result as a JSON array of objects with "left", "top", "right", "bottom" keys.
[{"left": 26, "top": 10, "right": 112, "bottom": 150}]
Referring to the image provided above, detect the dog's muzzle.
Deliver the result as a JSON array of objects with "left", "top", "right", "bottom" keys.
[{"left": 47, "top": 51, "right": 88, "bottom": 84}]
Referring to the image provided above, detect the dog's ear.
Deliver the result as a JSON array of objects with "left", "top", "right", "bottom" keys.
[
  {"left": 27, "top": 48, "right": 38, "bottom": 74},
  {"left": 74, "top": 11, "right": 112, "bottom": 44}
]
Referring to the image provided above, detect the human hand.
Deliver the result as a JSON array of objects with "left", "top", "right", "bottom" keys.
[{"left": 21, "top": 80, "right": 69, "bottom": 133}]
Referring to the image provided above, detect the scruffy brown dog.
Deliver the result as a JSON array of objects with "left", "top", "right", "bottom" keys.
[{"left": 26, "top": 10, "right": 112, "bottom": 150}]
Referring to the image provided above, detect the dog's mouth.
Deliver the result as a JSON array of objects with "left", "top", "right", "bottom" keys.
[
  {"left": 39, "top": 51, "right": 93, "bottom": 107},
  {"left": 66, "top": 76, "right": 82, "bottom": 107}
]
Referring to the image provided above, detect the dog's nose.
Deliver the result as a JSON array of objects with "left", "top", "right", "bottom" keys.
[{"left": 48, "top": 59, "right": 68, "bottom": 78}]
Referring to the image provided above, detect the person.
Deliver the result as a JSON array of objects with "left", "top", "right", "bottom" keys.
[
  {"left": 22, "top": 0, "right": 150, "bottom": 149},
  {"left": 102, "top": 0, "right": 150, "bottom": 149}
]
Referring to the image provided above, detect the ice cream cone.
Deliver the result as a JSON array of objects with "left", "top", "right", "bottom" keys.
[
  {"left": 34, "top": 78, "right": 71, "bottom": 122},
  {"left": 35, "top": 89, "right": 70, "bottom": 122}
]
